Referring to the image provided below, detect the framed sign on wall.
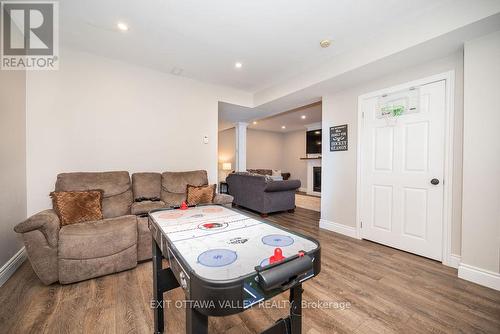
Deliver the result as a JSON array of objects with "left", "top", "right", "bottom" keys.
[{"left": 330, "top": 124, "right": 348, "bottom": 151}]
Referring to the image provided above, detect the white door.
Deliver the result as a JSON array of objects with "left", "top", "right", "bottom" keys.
[{"left": 360, "top": 80, "right": 446, "bottom": 261}]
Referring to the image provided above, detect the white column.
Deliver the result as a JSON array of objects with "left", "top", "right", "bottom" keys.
[
  {"left": 460, "top": 31, "right": 500, "bottom": 290},
  {"left": 234, "top": 122, "right": 248, "bottom": 172}
]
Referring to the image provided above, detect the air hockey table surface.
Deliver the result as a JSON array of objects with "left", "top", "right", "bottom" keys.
[
  {"left": 148, "top": 204, "right": 321, "bottom": 334},
  {"left": 150, "top": 204, "right": 318, "bottom": 280}
]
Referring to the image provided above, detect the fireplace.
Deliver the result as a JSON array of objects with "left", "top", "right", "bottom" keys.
[
  {"left": 305, "top": 157, "right": 321, "bottom": 196},
  {"left": 313, "top": 167, "right": 321, "bottom": 193}
]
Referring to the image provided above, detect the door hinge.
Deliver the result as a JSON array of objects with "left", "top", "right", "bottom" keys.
[
  {"left": 360, "top": 221, "right": 363, "bottom": 228},
  {"left": 362, "top": 112, "right": 365, "bottom": 118}
]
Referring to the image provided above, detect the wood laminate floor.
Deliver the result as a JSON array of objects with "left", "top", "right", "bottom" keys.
[
  {"left": 1, "top": 207, "right": 499, "bottom": 334},
  {"left": 295, "top": 193, "right": 321, "bottom": 212}
]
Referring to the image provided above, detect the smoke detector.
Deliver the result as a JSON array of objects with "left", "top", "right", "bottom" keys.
[
  {"left": 170, "top": 67, "right": 184, "bottom": 76},
  {"left": 320, "top": 39, "right": 331, "bottom": 48}
]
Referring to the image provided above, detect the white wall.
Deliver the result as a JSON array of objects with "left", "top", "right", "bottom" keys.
[
  {"left": 460, "top": 31, "right": 500, "bottom": 286},
  {"left": 218, "top": 127, "right": 236, "bottom": 181},
  {"left": 321, "top": 51, "right": 464, "bottom": 256},
  {"left": 26, "top": 48, "right": 251, "bottom": 214},
  {"left": 246, "top": 129, "right": 284, "bottom": 171},
  {"left": 0, "top": 68, "right": 27, "bottom": 272},
  {"left": 218, "top": 128, "right": 284, "bottom": 171},
  {"left": 218, "top": 128, "right": 308, "bottom": 187}
]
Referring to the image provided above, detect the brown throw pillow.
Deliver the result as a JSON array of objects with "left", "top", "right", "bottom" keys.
[
  {"left": 50, "top": 190, "right": 104, "bottom": 226},
  {"left": 186, "top": 184, "right": 216, "bottom": 206}
]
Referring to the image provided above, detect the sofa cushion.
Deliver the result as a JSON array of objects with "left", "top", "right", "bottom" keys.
[
  {"left": 162, "top": 192, "right": 186, "bottom": 207},
  {"left": 59, "top": 215, "right": 137, "bottom": 260},
  {"left": 162, "top": 170, "right": 207, "bottom": 194},
  {"left": 186, "top": 184, "right": 216, "bottom": 205},
  {"left": 131, "top": 200, "right": 166, "bottom": 215},
  {"left": 58, "top": 246, "right": 136, "bottom": 284},
  {"left": 132, "top": 172, "right": 162, "bottom": 200},
  {"left": 161, "top": 170, "right": 208, "bottom": 206},
  {"left": 213, "top": 193, "right": 234, "bottom": 205},
  {"left": 55, "top": 171, "right": 133, "bottom": 219},
  {"left": 50, "top": 190, "right": 103, "bottom": 226}
]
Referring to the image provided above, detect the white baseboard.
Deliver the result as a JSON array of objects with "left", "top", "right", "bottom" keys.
[
  {"left": 0, "top": 247, "right": 26, "bottom": 287},
  {"left": 319, "top": 219, "right": 359, "bottom": 239},
  {"left": 446, "top": 254, "right": 461, "bottom": 269},
  {"left": 298, "top": 187, "right": 307, "bottom": 193},
  {"left": 458, "top": 263, "right": 500, "bottom": 291}
]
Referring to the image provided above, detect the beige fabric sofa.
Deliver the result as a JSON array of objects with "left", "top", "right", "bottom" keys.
[{"left": 14, "top": 170, "right": 232, "bottom": 285}]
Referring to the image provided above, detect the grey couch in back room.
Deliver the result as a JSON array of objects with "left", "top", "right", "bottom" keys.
[
  {"left": 226, "top": 172, "right": 301, "bottom": 217},
  {"left": 246, "top": 169, "right": 291, "bottom": 180}
]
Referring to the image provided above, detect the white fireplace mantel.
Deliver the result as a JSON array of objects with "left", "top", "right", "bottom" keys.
[
  {"left": 303, "top": 122, "right": 322, "bottom": 197},
  {"left": 306, "top": 160, "right": 321, "bottom": 197}
]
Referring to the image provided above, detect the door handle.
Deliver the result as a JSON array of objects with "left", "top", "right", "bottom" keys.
[{"left": 430, "top": 178, "right": 440, "bottom": 185}]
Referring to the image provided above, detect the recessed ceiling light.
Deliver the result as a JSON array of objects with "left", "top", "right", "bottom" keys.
[
  {"left": 301, "top": 115, "right": 306, "bottom": 119},
  {"left": 281, "top": 125, "right": 286, "bottom": 129},
  {"left": 253, "top": 121, "right": 258, "bottom": 125},
  {"left": 170, "top": 67, "right": 183, "bottom": 76},
  {"left": 320, "top": 39, "right": 331, "bottom": 48},
  {"left": 235, "top": 62, "right": 243, "bottom": 69},
  {"left": 117, "top": 22, "right": 129, "bottom": 31}
]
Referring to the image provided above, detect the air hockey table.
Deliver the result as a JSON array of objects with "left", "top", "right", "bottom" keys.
[{"left": 148, "top": 204, "right": 321, "bottom": 334}]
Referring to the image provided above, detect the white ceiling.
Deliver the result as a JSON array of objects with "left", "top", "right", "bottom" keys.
[
  {"left": 248, "top": 102, "right": 321, "bottom": 133},
  {"left": 218, "top": 5, "right": 500, "bottom": 128},
  {"left": 60, "top": 0, "right": 453, "bottom": 92},
  {"left": 59, "top": 0, "right": 500, "bottom": 129}
]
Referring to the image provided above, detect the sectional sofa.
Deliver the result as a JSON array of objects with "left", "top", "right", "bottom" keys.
[
  {"left": 14, "top": 170, "right": 232, "bottom": 285},
  {"left": 226, "top": 172, "right": 300, "bottom": 217}
]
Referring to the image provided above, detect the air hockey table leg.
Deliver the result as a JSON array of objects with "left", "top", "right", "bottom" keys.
[
  {"left": 261, "top": 283, "right": 303, "bottom": 334},
  {"left": 153, "top": 239, "right": 165, "bottom": 334},
  {"left": 186, "top": 306, "right": 208, "bottom": 334},
  {"left": 152, "top": 238, "right": 181, "bottom": 333},
  {"left": 289, "top": 283, "right": 303, "bottom": 334}
]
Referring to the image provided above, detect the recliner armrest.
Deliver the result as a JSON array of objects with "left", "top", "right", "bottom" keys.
[
  {"left": 213, "top": 193, "right": 234, "bottom": 205},
  {"left": 14, "top": 209, "right": 60, "bottom": 248},
  {"left": 264, "top": 179, "right": 301, "bottom": 192}
]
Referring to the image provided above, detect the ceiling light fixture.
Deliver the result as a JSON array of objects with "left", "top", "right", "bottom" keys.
[
  {"left": 235, "top": 62, "right": 243, "bottom": 69},
  {"left": 253, "top": 121, "right": 258, "bottom": 125},
  {"left": 301, "top": 115, "right": 306, "bottom": 119},
  {"left": 320, "top": 39, "right": 331, "bottom": 48},
  {"left": 117, "top": 22, "right": 129, "bottom": 31},
  {"left": 170, "top": 67, "right": 183, "bottom": 76},
  {"left": 281, "top": 125, "right": 286, "bottom": 129}
]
